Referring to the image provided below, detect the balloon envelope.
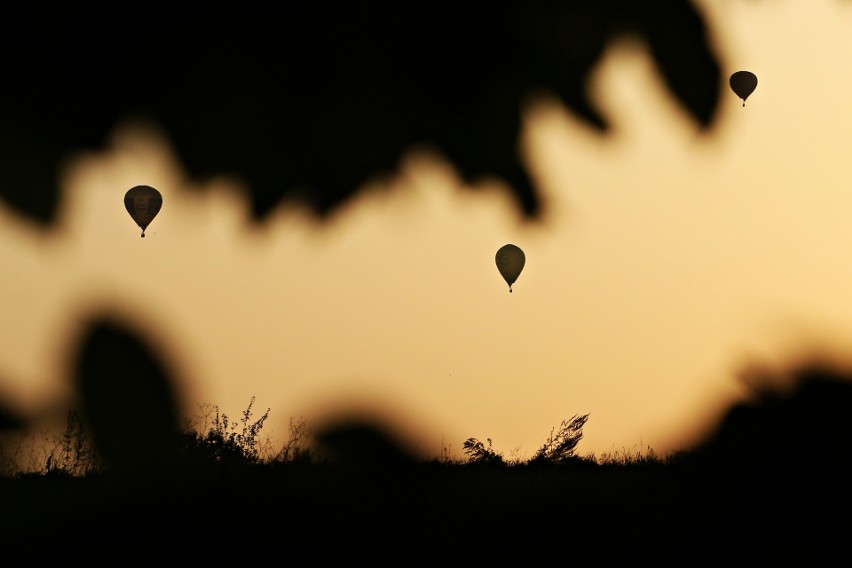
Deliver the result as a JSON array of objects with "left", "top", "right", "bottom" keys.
[
  {"left": 495, "top": 244, "right": 525, "bottom": 292},
  {"left": 729, "top": 71, "right": 757, "bottom": 106},
  {"left": 124, "top": 185, "right": 162, "bottom": 237}
]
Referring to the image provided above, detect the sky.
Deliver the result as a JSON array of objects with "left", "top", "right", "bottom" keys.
[{"left": 3, "top": 0, "right": 852, "bottom": 463}]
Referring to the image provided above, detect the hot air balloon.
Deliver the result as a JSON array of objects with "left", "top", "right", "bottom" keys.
[
  {"left": 124, "top": 185, "right": 162, "bottom": 237},
  {"left": 495, "top": 244, "right": 525, "bottom": 293},
  {"left": 729, "top": 71, "right": 758, "bottom": 107}
]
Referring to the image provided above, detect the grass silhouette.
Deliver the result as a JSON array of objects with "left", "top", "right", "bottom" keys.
[
  {"left": 0, "top": 318, "right": 851, "bottom": 565},
  {"left": 2, "top": 402, "right": 613, "bottom": 477}
]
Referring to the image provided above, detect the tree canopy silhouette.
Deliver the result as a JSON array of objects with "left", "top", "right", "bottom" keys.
[{"left": 0, "top": 1, "right": 721, "bottom": 228}]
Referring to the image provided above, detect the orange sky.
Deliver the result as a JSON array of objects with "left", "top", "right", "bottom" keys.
[{"left": 3, "top": 1, "right": 852, "bottom": 462}]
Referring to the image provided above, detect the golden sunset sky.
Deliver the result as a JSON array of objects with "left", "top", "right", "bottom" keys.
[{"left": 2, "top": 0, "right": 852, "bottom": 462}]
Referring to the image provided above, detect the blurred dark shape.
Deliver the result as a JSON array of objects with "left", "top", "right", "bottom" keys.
[
  {"left": 0, "top": 1, "right": 721, "bottom": 228},
  {"left": 0, "top": 402, "right": 25, "bottom": 431},
  {"left": 0, "top": 400, "right": 26, "bottom": 476},
  {"left": 684, "top": 360, "right": 852, "bottom": 476},
  {"left": 665, "top": 359, "right": 852, "bottom": 565},
  {"left": 71, "top": 316, "right": 185, "bottom": 478},
  {"left": 313, "top": 417, "right": 420, "bottom": 471}
]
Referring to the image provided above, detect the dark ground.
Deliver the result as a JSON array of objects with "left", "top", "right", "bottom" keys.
[{"left": 2, "top": 389, "right": 851, "bottom": 566}]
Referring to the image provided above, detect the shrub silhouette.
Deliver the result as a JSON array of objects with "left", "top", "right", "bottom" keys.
[
  {"left": 182, "top": 397, "right": 271, "bottom": 471},
  {"left": 463, "top": 436, "right": 506, "bottom": 466}
]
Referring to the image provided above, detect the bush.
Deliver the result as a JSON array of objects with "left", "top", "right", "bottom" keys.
[
  {"left": 184, "top": 396, "right": 271, "bottom": 469},
  {"left": 462, "top": 437, "right": 505, "bottom": 466}
]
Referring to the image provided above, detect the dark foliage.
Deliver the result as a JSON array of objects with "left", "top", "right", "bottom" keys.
[
  {"left": 463, "top": 436, "right": 506, "bottom": 465},
  {"left": 0, "top": 1, "right": 720, "bottom": 228},
  {"left": 180, "top": 397, "right": 271, "bottom": 474},
  {"left": 1, "top": 321, "right": 850, "bottom": 565}
]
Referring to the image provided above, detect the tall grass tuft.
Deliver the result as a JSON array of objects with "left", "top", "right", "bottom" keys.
[{"left": 530, "top": 413, "right": 589, "bottom": 465}]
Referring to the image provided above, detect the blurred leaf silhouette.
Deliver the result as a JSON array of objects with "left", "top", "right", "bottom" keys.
[
  {"left": 313, "top": 416, "right": 420, "bottom": 471},
  {"left": 684, "top": 361, "right": 852, "bottom": 478},
  {"left": 71, "top": 316, "right": 185, "bottom": 478},
  {"left": 0, "top": 1, "right": 720, "bottom": 227},
  {"left": 665, "top": 360, "right": 852, "bottom": 564}
]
